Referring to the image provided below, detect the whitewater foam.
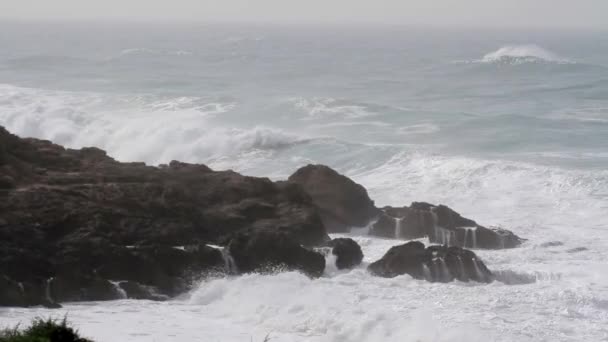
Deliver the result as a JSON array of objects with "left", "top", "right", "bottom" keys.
[
  {"left": 3, "top": 230, "right": 608, "bottom": 341},
  {"left": 0, "top": 84, "right": 303, "bottom": 165},
  {"left": 117, "top": 48, "right": 194, "bottom": 57},
  {"left": 294, "top": 97, "right": 378, "bottom": 119},
  {"left": 475, "top": 45, "right": 573, "bottom": 65}
]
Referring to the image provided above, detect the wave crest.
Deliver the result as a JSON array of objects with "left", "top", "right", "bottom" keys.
[
  {"left": 479, "top": 45, "right": 572, "bottom": 65},
  {"left": 293, "top": 97, "right": 377, "bottom": 119},
  {"left": 117, "top": 48, "right": 193, "bottom": 58},
  {"left": 0, "top": 84, "right": 300, "bottom": 165}
]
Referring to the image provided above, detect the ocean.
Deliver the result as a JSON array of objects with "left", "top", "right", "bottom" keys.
[{"left": 0, "top": 21, "right": 607, "bottom": 341}]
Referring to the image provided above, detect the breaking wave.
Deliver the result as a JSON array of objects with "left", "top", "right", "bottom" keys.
[
  {"left": 477, "top": 45, "right": 573, "bottom": 65},
  {"left": 293, "top": 97, "right": 379, "bottom": 119},
  {"left": 0, "top": 84, "right": 301, "bottom": 165},
  {"left": 118, "top": 48, "right": 194, "bottom": 57}
]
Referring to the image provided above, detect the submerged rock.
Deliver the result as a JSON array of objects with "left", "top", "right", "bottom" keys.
[
  {"left": 368, "top": 241, "right": 493, "bottom": 283},
  {"left": 326, "top": 238, "right": 364, "bottom": 270},
  {"left": 288, "top": 164, "right": 379, "bottom": 232},
  {"left": 371, "top": 202, "right": 522, "bottom": 249}
]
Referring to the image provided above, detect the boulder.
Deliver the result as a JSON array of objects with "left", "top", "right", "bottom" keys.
[
  {"left": 371, "top": 202, "right": 523, "bottom": 249},
  {"left": 368, "top": 241, "right": 493, "bottom": 283},
  {"left": 288, "top": 164, "right": 379, "bottom": 232},
  {"left": 227, "top": 229, "right": 326, "bottom": 278},
  {"left": 0, "top": 126, "right": 331, "bottom": 306},
  {"left": 326, "top": 238, "right": 364, "bottom": 269}
]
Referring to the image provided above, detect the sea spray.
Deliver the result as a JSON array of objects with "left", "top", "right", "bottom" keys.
[
  {"left": 394, "top": 217, "right": 403, "bottom": 239},
  {"left": 109, "top": 281, "right": 128, "bottom": 299},
  {"left": 422, "top": 263, "right": 432, "bottom": 281},
  {"left": 472, "top": 258, "right": 486, "bottom": 282},
  {"left": 438, "top": 258, "right": 451, "bottom": 282},
  {"left": 207, "top": 244, "right": 239, "bottom": 275},
  {"left": 44, "top": 277, "right": 55, "bottom": 303},
  {"left": 457, "top": 256, "right": 467, "bottom": 281},
  {"left": 463, "top": 227, "right": 477, "bottom": 249}
]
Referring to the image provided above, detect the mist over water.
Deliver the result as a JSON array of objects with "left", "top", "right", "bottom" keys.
[{"left": 1, "top": 22, "right": 608, "bottom": 341}]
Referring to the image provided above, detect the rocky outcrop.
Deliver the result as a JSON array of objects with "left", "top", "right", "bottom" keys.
[
  {"left": 0, "top": 125, "right": 525, "bottom": 307},
  {"left": 227, "top": 229, "right": 325, "bottom": 278},
  {"left": 326, "top": 238, "right": 364, "bottom": 270},
  {"left": 0, "top": 126, "right": 329, "bottom": 306},
  {"left": 288, "top": 164, "right": 379, "bottom": 232},
  {"left": 371, "top": 202, "right": 522, "bottom": 249},
  {"left": 368, "top": 241, "right": 493, "bottom": 283}
]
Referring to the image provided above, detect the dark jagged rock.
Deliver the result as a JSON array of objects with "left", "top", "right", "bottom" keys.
[
  {"left": 48, "top": 275, "right": 121, "bottom": 303},
  {"left": 227, "top": 229, "right": 326, "bottom": 278},
  {"left": 0, "top": 126, "right": 329, "bottom": 306},
  {"left": 92, "top": 244, "right": 225, "bottom": 296},
  {"left": 288, "top": 164, "right": 379, "bottom": 232},
  {"left": 0, "top": 275, "right": 60, "bottom": 308},
  {"left": 368, "top": 241, "right": 493, "bottom": 283},
  {"left": 326, "top": 238, "right": 364, "bottom": 270},
  {"left": 0, "top": 275, "right": 29, "bottom": 307},
  {"left": 0, "top": 125, "right": 521, "bottom": 307},
  {"left": 371, "top": 205, "right": 435, "bottom": 240},
  {"left": 371, "top": 202, "right": 523, "bottom": 249}
]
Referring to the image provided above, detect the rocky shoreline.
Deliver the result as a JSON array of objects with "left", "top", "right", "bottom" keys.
[{"left": 0, "top": 126, "right": 523, "bottom": 308}]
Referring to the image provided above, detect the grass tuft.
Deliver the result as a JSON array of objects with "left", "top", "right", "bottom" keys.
[{"left": 0, "top": 317, "right": 92, "bottom": 342}]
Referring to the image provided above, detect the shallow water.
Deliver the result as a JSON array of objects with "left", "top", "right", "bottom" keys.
[{"left": 1, "top": 22, "right": 607, "bottom": 341}]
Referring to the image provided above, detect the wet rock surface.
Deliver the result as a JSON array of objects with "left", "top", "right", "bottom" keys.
[
  {"left": 288, "top": 164, "right": 379, "bottom": 232},
  {"left": 368, "top": 241, "right": 493, "bottom": 283},
  {"left": 227, "top": 229, "right": 326, "bottom": 278},
  {"left": 326, "top": 238, "right": 364, "bottom": 270},
  {"left": 0, "top": 126, "right": 328, "bottom": 306},
  {"left": 371, "top": 202, "right": 523, "bottom": 249}
]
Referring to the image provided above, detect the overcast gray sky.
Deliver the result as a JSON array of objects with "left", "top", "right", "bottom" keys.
[{"left": 2, "top": 0, "right": 607, "bottom": 29}]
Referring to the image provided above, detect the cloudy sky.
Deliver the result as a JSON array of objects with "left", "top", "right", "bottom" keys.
[{"left": 2, "top": 0, "right": 607, "bottom": 29}]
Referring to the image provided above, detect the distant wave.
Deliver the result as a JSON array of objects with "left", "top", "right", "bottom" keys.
[
  {"left": 474, "top": 45, "right": 573, "bottom": 65},
  {"left": 293, "top": 97, "right": 378, "bottom": 119},
  {"left": 396, "top": 123, "right": 440, "bottom": 135},
  {"left": 117, "top": 48, "right": 194, "bottom": 57}
]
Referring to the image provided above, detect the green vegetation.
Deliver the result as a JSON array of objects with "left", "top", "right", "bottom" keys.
[{"left": 0, "top": 317, "right": 92, "bottom": 342}]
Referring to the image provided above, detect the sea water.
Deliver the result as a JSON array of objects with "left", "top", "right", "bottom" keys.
[{"left": 0, "top": 21, "right": 607, "bottom": 341}]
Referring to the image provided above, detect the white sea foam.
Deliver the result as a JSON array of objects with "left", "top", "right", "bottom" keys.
[
  {"left": 118, "top": 48, "right": 194, "bottom": 57},
  {"left": 0, "top": 84, "right": 300, "bottom": 165},
  {"left": 475, "top": 45, "right": 573, "bottom": 65},
  {"left": 2, "top": 231, "right": 607, "bottom": 341},
  {"left": 2, "top": 24, "right": 608, "bottom": 342},
  {"left": 396, "top": 123, "right": 440, "bottom": 134},
  {"left": 294, "top": 97, "right": 378, "bottom": 119}
]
